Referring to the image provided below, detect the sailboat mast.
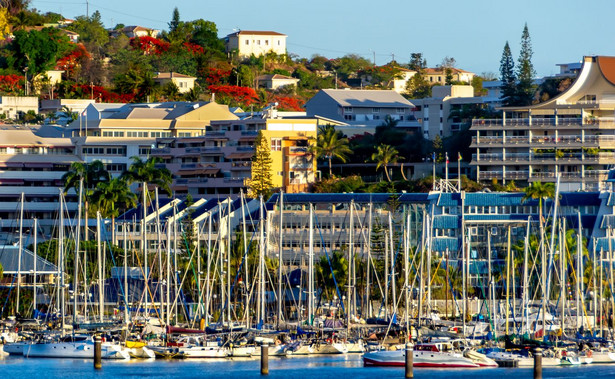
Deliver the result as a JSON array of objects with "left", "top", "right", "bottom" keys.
[
  {"left": 308, "top": 203, "right": 314, "bottom": 325},
  {"left": 73, "top": 179, "right": 83, "bottom": 323},
  {"left": 33, "top": 218, "right": 37, "bottom": 313},
  {"left": 59, "top": 192, "right": 66, "bottom": 333},
  {"left": 347, "top": 199, "right": 354, "bottom": 331},
  {"left": 124, "top": 223, "right": 129, "bottom": 327},
  {"left": 205, "top": 212, "right": 212, "bottom": 326},
  {"left": 227, "top": 197, "right": 232, "bottom": 324},
  {"left": 16, "top": 192, "right": 24, "bottom": 315},
  {"left": 366, "top": 202, "right": 373, "bottom": 319},
  {"left": 165, "top": 217, "right": 171, "bottom": 326},
  {"left": 277, "top": 191, "right": 284, "bottom": 328},
  {"left": 142, "top": 182, "right": 148, "bottom": 318},
  {"left": 96, "top": 211, "right": 103, "bottom": 322}
]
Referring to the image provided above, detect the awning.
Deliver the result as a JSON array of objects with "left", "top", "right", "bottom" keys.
[
  {"left": 0, "top": 162, "right": 24, "bottom": 168},
  {"left": 226, "top": 152, "right": 253, "bottom": 159}
]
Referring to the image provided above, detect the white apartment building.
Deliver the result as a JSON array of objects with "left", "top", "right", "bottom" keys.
[{"left": 225, "top": 30, "right": 287, "bottom": 58}]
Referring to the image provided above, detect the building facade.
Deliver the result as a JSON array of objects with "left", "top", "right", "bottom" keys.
[
  {"left": 225, "top": 30, "right": 287, "bottom": 58},
  {"left": 471, "top": 56, "right": 615, "bottom": 191}
]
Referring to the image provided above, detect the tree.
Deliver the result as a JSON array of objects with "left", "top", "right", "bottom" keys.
[
  {"left": 169, "top": 7, "right": 180, "bottom": 33},
  {"left": 122, "top": 156, "right": 173, "bottom": 197},
  {"left": 408, "top": 53, "right": 427, "bottom": 71},
  {"left": 371, "top": 144, "right": 402, "bottom": 182},
  {"left": 522, "top": 182, "right": 555, "bottom": 234},
  {"left": 7, "top": 28, "right": 72, "bottom": 76},
  {"left": 516, "top": 23, "right": 536, "bottom": 106},
  {"left": 67, "top": 11, "right": 109, "bottom": 49},
  {"left": 440, "top": 56, "right": 456, "bottom": 85},
  {"left": 90, "top": 177, "right": 137, "bottom": 241},
  {"left": 247, "top": 130, "right": 274, "bottom": 199},
  {"left": 499, "top": 41, "right": 516, "bottom": 107},
  {"left": 313, "top": 125, "right": 352, "bottom": 177},
  {"left": 0, "top": 8, "right": 10, "bottom": 38}
]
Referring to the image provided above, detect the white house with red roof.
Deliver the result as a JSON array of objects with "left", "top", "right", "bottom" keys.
[{"left": 225, "top": 30, "right": 287, "bottom": 58}]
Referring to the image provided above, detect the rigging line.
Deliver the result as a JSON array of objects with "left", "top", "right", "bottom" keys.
[{"left": 87, "top": 2, "right": 168, "bottom": 25}]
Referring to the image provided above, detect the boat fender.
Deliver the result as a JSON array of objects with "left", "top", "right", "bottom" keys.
[
  {"left": 326, "top": 338, "right": 332, "bottom": 344},
  {"left": 562, "top": 350, "right": 566, "bottom": 357},
  {"left": 587, "top": 350, "right": 592, "bottom": 358}
]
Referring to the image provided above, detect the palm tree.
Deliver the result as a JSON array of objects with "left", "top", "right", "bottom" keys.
[
  {"left": 312, "top": 125, "right": 352, "bottom": 177},
  {"left": 63, "top": 160, "right": 111, "bottom": 215},
  {"left": 522, "top": 182, "right": 555, "bottom": 227},
  {"left": 371, "top": 144, "right": 402, "bottom": 182},
  {"left": 90, "top": 177, "right": 138, "bottom": 242},
  {"left": 121, "top": 156, "right": 173, "bottom": 198}
]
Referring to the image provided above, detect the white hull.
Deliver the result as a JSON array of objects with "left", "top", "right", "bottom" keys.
[
  {"left": 363, "top": 350, "right": 479, "bottom": 368},
  {"left": 24, "top": 342, "right": 129, "bottom": 359},
  {"left": 180, "top": 346, "right": 229, "bottom": 358}
]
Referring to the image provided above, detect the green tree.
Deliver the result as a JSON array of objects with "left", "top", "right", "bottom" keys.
[
  {"left": 522, "top": 182, "right": 555, "bottom": 234},
  {"left": 162, "top": 81, "right": 179, "bottom": 100},
  {"left": 516, "top": 23, "right": 536, "bottom": 106},
  {"left": 121, "top": 156, "right": 172, "bottom": 198},
  {"left": 313, "top": 125, "right": 352, "bottom": 177},
  {"left": 371, "top": 144, "right": 402, "bottom": 182},
  {"left": 247, "top": 130, "right": 274, "bottom": 199},
  {"left": 62, "top": 160, "right": 111, "bottom": 207},
  {"left": 90, "top": 177, "right": 137, "bottom": 240},
  {"left": 499, "top": 41, "right": 516, "bottom": 107},
  {"left": 6, "top": 28, "right": 72, "bottom": 75},
  {"left": 169, "top": 7, "right": 180, "bottom": 33},
  {"left": 67, "top": 11, "right": 109, "bottom": 49},
  {"left": 316, "top": 250, "right": 348, "bottom": 301}
]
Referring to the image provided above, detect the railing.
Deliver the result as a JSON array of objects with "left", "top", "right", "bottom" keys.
[
  {"left": 504, "top": 171, "right": 529, "bottom": 179},
  {"left": 231, "top": 162, "right": 251, "bottom": 167},
  {"left": 241, "top": 131, "right": 259, "bottom": 136},
  {"left": 151, "top": 147, "right": 170, "bottom": 154},
  {"left": 175, "top": 178, "right": 208, "bottom": 184},
  {"left": 479, "top": 171, "right": 503, "bottom": 179},
  {"left": 237, "top": 146, "right": 254, "bottom": 151},
  {"left": 585, "top": 170, "right": 610, "bottom": 178}
]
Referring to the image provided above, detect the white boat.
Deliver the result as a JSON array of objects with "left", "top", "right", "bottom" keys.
[
  {"left": 229, "top": 345, "right": 256, "bottom": 357},
  {"left": 23, "top": 336, "right": 129, "bottom": 359},
  {"left": 463, "top": 349, "right": 498, "bottom": 367},
  {"left": 363, "top": 343, "right": 479, "bottom": 368},
  {"left": 332, "top": 340, "right": 365, "bottom": 354},
  {"left": 3, "top": 341, "right": 32, "bottom": 356},
  {"left": 179, "top": 344, "right": 229, "bottom": 358}
]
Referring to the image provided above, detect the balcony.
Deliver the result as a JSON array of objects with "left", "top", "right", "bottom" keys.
[
  {"left": 151, "top": 147, "right": 170, "bottom": 154},
  {"left": 504, "top": 171, "right": 529, "bottom": 180}
]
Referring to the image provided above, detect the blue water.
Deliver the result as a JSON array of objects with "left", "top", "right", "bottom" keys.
[{"left": 1, "top": 354, "right": 614, "bottom": 378}]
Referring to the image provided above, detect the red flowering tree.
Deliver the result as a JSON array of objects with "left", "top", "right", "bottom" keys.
[
  {"left": 0, "top": 74, "right": 24, "bottom": 94},
  {"left": 273, "top": 96, "right": 304, "bottom": 111},
  {"left": 182, "top": 42, "right": 204, "bottom": 55},
  {"left": 71, "top": 84, "right": 135, "bottom": 103},
  {"left": 130, "top": 36, "right": 170, "bottom": 55},
  {"left": 55, "top": 43, "right": 91, "bottom": 78},
  {"left": 208, "top": 85, "right": 258, "bottom": 106},
  {"left": 203, "top": 67, "right": 231, "bottom": 86}
]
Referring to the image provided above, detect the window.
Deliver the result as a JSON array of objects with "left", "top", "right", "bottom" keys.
[
  {"left": 257, "top": 40, "right": 261, "bottom": 45},
  {"left": 396, "top": 108, "right": 405, "bottom": 114},
  {"left": 179, "top": 132, "right": 191, "bottom": 137},
  {"left": 271, "top": 138, "right": 282, "bottom": 151},
  {"left": 245, "top": 40, "right": 249, "bottom": 45},
  {"left": 265, "top": 40, "right": 269, "bottom": 45},
  {"left": 139, "top": 146, "right": 151, "bottom": 156},
  {"left": 127, "top": 131, "right": 149, "bottom": 137},
  {"left": 372, "top": 108, "right": 380, "bottom": 113},
  {"left": 343, "top": 107, "right": 353, "bottom": 113}
]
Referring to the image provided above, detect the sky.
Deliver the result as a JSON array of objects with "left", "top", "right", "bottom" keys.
[{"left": 29, "top": 0, "right": 613, "bottom": 78}]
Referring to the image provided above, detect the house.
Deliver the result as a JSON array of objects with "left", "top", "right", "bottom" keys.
[
  {"left": 152, "top": 113, "right": 317, "bottom": 197},
  {"left": 423, "top": 67, "right": 475, "bottom": 84},
  {"left": 116, "top": 25, "right": 160, "bottom": 38},
  {"left": 389, "top": 68, "right": 416, "bottom": 94},
  {"left": 225, "top": 30, "right": 287, "bottom": 58},
  {"left": 0, "top": 96, "right": 39, "bottom": 119},
  {"left": 154, "top": 72, "right": 196, "bottom": 94},
  {"left": 471, "top": 55, "right": 615, "bottom": 191},
  {"left": 39, "top": 98, "right": 96, "bottom": 117},
  {"left": 304, "top": 89, "right": 418, "bottom": 136},
  {"left": 257, "top": 74, "right": 299, "bottom": 90}
]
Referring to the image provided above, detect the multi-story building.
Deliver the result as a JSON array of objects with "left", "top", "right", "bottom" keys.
[
  {"left": 0, "top": 96, "right": 39, "bottom": 119},
  {"left": 67, "top": 101, "right": 239, "bottom": 138},
  {"left": 224, "top": 30, "right": 287, "bottom": 58},
  {"left": 471, "top": 56, "right": 615, "bottom": 191},
  {"left": 153, "top": 72, "right": 196, "bottom": 94},
  {"left": 0, "top": 126, "right": 79, "bottom": 239},
  {"left": 409, "top": 85, "right": 482, "bottom": 139},
  {"left": 152, "top": 114, "right": 317, "bottom": 197},
  {"left": 304, "top": 89, "right": 419, "bottom": 136}
]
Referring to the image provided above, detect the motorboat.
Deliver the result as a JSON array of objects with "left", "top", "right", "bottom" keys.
[
  {"left": 363, "top": 343, "right": 479, "bottom": 368},
  {"left": 23, "top": 335, "right": 129, "bottom": 359}
]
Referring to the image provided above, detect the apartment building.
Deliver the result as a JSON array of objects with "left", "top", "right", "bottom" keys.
[
  {"left": 471, "top": 56, "right": 615, "bottom": 191},
  {"left": 152, "top": 114, "right": 317, "bottom": 197},
  {"left": 304, "top": 89, "right": 419, "bottom": 136},
  {"left": 409, "top": 85, "right": 482, "bottom": 139}
]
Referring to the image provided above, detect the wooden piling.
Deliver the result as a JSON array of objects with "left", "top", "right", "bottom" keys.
[
  {"left": 261, "top": 344, "right": 269, "bottom": 375},
  {"left": 534, "top": 348, "right": 542, "bottom": 379},
  {"left": 405, "top": 344, "right": 413, "bottom": 378},
  {"left": 94, "top": 334, "right": 102, "bottom": 370}
]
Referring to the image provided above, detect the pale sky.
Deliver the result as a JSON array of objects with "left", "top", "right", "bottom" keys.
[{"left": 30, "top": 0, "right": 612, "bottom": 77}]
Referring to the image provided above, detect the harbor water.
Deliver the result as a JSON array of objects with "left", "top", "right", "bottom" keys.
[{"left": 1, "top": 354, "right": 614, "bottom": 378}]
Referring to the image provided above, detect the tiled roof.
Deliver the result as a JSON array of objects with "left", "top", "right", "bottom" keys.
[
  {"left": 320, "top": 89, "right": 413, "bottom": 108},
  {"left": 229, "top": 30, "right": 286, "bottom": 36},
  {"left": 597, "top": 56, "right": 615, "bottom": 86}
]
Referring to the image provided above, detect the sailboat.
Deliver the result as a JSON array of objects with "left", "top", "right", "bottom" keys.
[{"left": 23, "top": 334, "right": 129, "bottom": 359}]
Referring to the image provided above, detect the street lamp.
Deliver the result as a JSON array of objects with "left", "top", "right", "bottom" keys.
[{"left": 23, "top": 67, "right": 29, "bottom": 96}]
